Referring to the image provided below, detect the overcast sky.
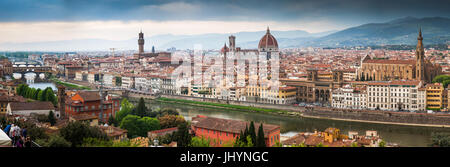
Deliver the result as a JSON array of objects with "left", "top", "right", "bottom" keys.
[{"left": 0, "top": 0, "right": 449, "bottom": 43}]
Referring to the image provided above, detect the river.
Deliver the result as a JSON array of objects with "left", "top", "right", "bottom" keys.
[{"left": 143, "top": 99, "right": 450, "bottom": 147}]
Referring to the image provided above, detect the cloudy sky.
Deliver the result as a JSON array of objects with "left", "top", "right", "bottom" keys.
[{"left": 0, "top": 0, "right": 449, "bottom": 43}]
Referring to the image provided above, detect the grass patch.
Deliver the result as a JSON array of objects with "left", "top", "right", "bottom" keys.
[
  {"left": 50, "top": 78, "right": 91, "bottom": 90},
  {"left": 157, "top": 97, "right": 288, "bottom": 114}
]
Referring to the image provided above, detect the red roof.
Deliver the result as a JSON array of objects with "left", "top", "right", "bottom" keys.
[
  {"left": 258, "top": 27, "right": 278, "bottom": 50},
  {"left": 363, "top": 59, "right": 415, "bottom": 65}
]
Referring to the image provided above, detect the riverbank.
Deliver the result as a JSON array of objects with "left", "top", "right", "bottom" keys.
[
  {"left": 156, "top": 97, "right": 291, "bottom": 115},
  {"left": 50, "top": 77, "right": 91, "bottom": 90},
  {"left": 301, "top": 114, "right": 450, "bottom": 128},
  {"left": 155, "top": 96, "right": 450, "bottom": 128}
]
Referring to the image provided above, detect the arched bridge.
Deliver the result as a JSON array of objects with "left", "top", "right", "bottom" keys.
[{"left": 13, "top": 66, "right": 52, "bottom": 74}]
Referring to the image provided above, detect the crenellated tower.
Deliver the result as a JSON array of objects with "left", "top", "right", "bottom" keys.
[{"left": 138, "top": 30, "right": 145, "bottom": 54}]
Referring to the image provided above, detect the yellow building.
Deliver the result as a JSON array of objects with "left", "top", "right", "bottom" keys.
[{"left": 425, "top": 83, "right": 444, "bottom": 110}]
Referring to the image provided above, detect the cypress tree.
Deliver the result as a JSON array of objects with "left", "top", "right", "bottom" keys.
[
  {"left": 248, "top": 121, "right": 256, "bottom": 145},
  {"left": 135, "top": 97, "right": 147, "bottom": 117},
  {"left": 34, "top": 88, "right": 41, "bottom": 100},
  {"left": 257, "top": 123, "right": 266, "bottom": 147},
  {"left": 176, "top": 122, "right": 191, "bottom": 147},
  {"left": 48, "top": 110, "right": 56, "bottom": 126},
  {"left": 242, "top": 125, "right": 249, "bottom": 144}
]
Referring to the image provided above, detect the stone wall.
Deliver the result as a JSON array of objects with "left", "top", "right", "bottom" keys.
[
  {"left": 304, "top": 107, "right": 450, "bottom": 126},
  {"left": 160, "top": 94, "right": 302, "bottom": 112},
  {"left": 153, "top": 94, "right": 450, "bottom": 126}
]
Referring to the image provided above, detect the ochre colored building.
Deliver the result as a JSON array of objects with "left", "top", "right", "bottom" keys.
[
  {"left": 425, "top": 83, "right": 444, "bottom": 110},
  {"left": 191, "top": 115, "right": 281, "bottom": 147},
  {"left": 358, "top": 29, "right": 441, "bottom": 84}
]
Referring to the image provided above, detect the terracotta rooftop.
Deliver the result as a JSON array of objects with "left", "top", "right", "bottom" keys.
[
  {"left": 191, "top": 115, "right": 279, "bottom": 138},
  {"left": 70, "top": 114, "right": 98, "bottom": 121},
  {"left": 9, "top": 101, "right": 55, "bottom": 111},
  {"left": 282, "top": 134, "right": 306, "bottom": 145},
  {"left": 363, "top": 59, "right": 416, "bottom": 65},
  {"left": 75, "top": 91, "right": 101, "bottom": 101}
]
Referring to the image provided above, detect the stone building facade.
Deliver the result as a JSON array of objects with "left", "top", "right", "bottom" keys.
[{"left": 358, "top": 29, "right": 441, "bottom": 84}]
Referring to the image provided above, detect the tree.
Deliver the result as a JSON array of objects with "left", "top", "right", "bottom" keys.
[
  {"left": 175, "top": 122, "right": 191, "bottom": 147},
  {"left": 120, "top": 115, "right": 160, "bottom": 137},
  {"left": 107, "top": 115, "right": 118, "bottom": 126},
  {"left": 115, "top": 98, "right": 134, "bottom": 123},
  {"left": 159, "top": 108, "right": 179, "bottom": 116},
  {"left": 141, "top": 116, "right": 161, "bottom": 132},
  {"left": 46, "top": 89, "right": 56, "bottom": 105},
  {"left": 248, "top": 121, "right": 257, "bottom": 145},
  {"left": 190, "top": 137, "right": 211, "bottom": 147},
  {"left": 432, "top": 75, "right": 450, "bottom": 83},
  {"left": 256, "top": 123, "right": 265, "bottom": 147},
  {"left": 41, "top": 134, "right": 71, "bottom": 147},
  {"left": 40, "top": 87, "right": 49, "bottom": 101},
  {"left": 120, "top": 115, "right": 142, "bottom": 137},
  {"left": 34, "top": 88, "right": 41, "bottom": 100},
  {"left": 430, "top": 132, "right": 450, "bottom": 147},
  {"left": 134, "top": 97, "right": 148, "bottom": 117},
  {"left": 59, "top": 121, "right": 107, "bottom": 147},
  {"left": 28, "top": 125, "right": 49, "bottom": 141},
  {"left": 37, "top": 90, "right": 44, "bottom": 101},
  {"left": 48, "top": 110, "right": 56, "bottom": 126},
  {"left": 158, "top": 115, "right": 186, "bottom": 129}
]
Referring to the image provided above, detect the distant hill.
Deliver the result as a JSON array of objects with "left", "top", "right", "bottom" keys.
[
  {"left": 307, "top": 17, "right": 450, "bottom": 47},
  {"left": 0, "top": 30, "right": 335, "bottom": 51},
  {"left": 1, "top": 17, "right": 449, "bottom": 51}
]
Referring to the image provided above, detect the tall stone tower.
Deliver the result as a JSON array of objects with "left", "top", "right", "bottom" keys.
[
  {"left": 57, "top": 85, "right": 66, "bottom": 119},
  {"left": 229, "top": 35, "right": 236, "bottom": 52},
  {"left": 138, "top": 30, "right": 145, "bottom": 54},
  {"left": 415, "top": 28, "right": 425, "bottom": 82}
]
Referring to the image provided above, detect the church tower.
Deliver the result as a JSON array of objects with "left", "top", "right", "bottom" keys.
[
  {"left": 229, "top": 35, "right": 236, "bottom": 52},
  {"left": 57, "top": 85, "right": 66, "bottom": 119},
  {"left": 415, "top": 28, "right": 425, "bottom": 82},
  {"left": 138, "top": 30, "right": 145, "bottom": 54}
]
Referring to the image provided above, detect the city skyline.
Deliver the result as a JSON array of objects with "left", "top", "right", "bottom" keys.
[{"left": 0, "top": 0, "right": 449, "bottom": 47}]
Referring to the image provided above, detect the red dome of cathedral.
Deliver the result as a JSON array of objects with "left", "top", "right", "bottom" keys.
[{"left": 258, "top": 27, "right": 278, "bottom": 51}]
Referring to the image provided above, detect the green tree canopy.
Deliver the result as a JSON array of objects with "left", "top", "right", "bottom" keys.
[
  {"left": 256, "top": 123, "right": 266, "bottom": 147},
  {"left": 190, "top": 137, "right": 211, "bottom": 147},
  {"left": 133, "top": 97, "right": 148, "bottom": 117},
  {"left": 432, "top": 75, "right": 450, "bottom": 88},
  {"left": 175, "top": 122, "right": 191, "bottom": 147},
  {"left": 430, "top": 132, "right": 450, "bottom": 147},
  {"left": 119, "top": 115, "right": 160, "bottom": 137},
  {"left": 115, "top": 98, "right": 134, "bottom": 123},
  {"left": 59, "top": 121, "right": 107, "bottom": 147},
  {"left": 248, "top": 121, "right": 257, "bottom": 146},
  {"left": 37, "top": 134, "right": 71, "bottom": 147}
]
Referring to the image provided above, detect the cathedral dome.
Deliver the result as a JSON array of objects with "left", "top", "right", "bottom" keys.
[{"left": 258, "top": 27, "right": 278, "bottom": 52}]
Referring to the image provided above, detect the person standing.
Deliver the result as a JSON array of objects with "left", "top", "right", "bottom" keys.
[
  {"left": 24, "top": 137, "right": 32, "bottom": 147},
  {"left": 22, "top": 127, "right": 27, "bottom": 138}
]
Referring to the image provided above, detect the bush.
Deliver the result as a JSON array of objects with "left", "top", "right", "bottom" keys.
[
  {"left": 37, "top": 134, "right": 71, "bottom": 147},
  {"left": 120, "top": 115, "right": 160, "bottom": 137},
  {"left": 430, "top": 132, "right": 450, "bottom": 147},
  {"left": 158, "top": 115, "right": 186, "bottom": 129},
  {"left": 190, "top": 137, "right": 211, "bottom": 147},
  {"left": 59, "top": 121, "right": 107, "bottom": 147}
]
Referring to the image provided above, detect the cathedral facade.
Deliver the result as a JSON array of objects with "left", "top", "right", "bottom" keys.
[{"left": 358, "top": 29, "right": 441, "bottom": 83}]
